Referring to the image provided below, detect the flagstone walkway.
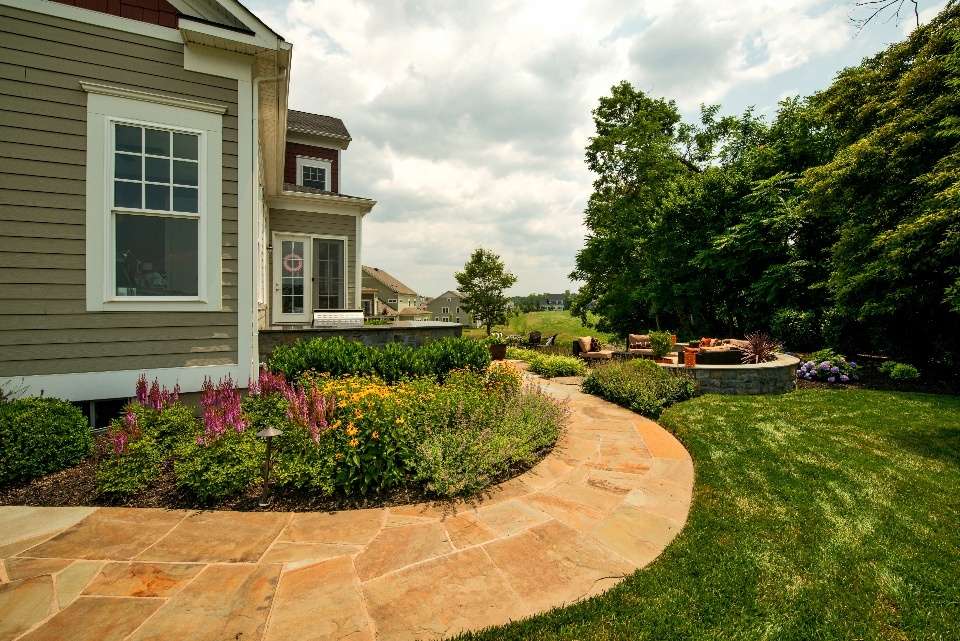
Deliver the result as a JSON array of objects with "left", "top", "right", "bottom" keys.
[{"left": 0, "top": 373, "right": 694, "bottom": 641}]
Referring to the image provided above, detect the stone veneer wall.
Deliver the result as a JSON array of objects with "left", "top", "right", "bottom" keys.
[
  {"left": 258, "top": 322, "right": 463, "bottom": 361},
  {"left": 664, "top": 353, "right": 799, "bottom": 395}
]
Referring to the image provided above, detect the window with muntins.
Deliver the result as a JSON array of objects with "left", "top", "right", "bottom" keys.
[
  {"left": 302, "top": 165, "right": 326, "bottom": 190},
  {"left": 297, "top": 156, "right": 332, "bottom": 191},
  {"left": 112, "top": 123, "right": 201, "bottom": 297},
  {"left": 314, "top": 238, "right": 345, "bottom": 309}
]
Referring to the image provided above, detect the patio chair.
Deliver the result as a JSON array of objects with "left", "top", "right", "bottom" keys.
[
  {"left": 542, "top": 333, "right": 558, "bottom": 348},
  {"left": 527, "top": 331, "right": 542, "bottom": 347}
]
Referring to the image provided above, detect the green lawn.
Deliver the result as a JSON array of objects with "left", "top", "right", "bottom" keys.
[
  {"left": 463, "top": 310, "right": 617, "bottom": 347},
  {"left": 453, "top": 389, "right": 960, "bottom": 640}
]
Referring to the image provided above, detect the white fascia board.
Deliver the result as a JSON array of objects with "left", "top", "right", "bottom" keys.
[
  {"left": 0, "top": 0, "right": 182, "bottom": 41},
  {"left": 286, "top": 131, "right": 351, "bottom": 150},
  {"left": 268, "top": 192, "right": 375, "bottom": 217}
]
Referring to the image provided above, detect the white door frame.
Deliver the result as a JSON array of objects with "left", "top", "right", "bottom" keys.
[
  {"left": 272, "top": 232, "right": 312, "bottom": 324},
  {"left": 271, "top": 232, "right": 350, "bottom": 323}
]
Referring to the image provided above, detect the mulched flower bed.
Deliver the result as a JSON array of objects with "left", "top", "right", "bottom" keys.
[{"left": 0, "top": 435, "right": 554, "bottom": 512}]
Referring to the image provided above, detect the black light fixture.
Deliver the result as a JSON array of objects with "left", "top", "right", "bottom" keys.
[{"left": 257, "top": 425, "right": 283, "bottom": 507}]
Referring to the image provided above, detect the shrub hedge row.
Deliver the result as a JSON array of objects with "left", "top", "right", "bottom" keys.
[{"left": 266, "top": 336, "right": 491, "bottom": 382}]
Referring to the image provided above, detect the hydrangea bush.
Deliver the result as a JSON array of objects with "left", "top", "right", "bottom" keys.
[{"left": 796, "top": 350, "right": 859, "bottom": 385}]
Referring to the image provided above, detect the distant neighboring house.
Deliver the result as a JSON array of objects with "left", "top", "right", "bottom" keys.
[
  {"left": 0, "top": 0, "right": 376, "bottom": 406},
  {"left": 426, "top": 291, "right": 479, "bottom": 327},
  {"left": 540, "top": 294, "right": 570, "bottom": 311},
  {"left": 362, "top": 266, "right": 421, "bottom": 314}
]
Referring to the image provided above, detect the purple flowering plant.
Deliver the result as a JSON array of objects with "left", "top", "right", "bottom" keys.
[{"left": 796, "top": 351, "right": 858, "bottom": 385}]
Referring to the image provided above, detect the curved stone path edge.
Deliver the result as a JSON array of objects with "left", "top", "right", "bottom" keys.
[{"left": 0, "top": 368, "right": 695, "bottom": 641}]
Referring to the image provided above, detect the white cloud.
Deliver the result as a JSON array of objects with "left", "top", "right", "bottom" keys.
[{"left": 247, "top": 0, "right": 872, "bottom": 296}]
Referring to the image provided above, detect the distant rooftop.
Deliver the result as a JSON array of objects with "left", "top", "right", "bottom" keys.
[
  {"left": 287, "top": 109, "right": 351, "bottom": 141},
  {"left": 363, "top": 265, "right": 417, "bottom": 296}
]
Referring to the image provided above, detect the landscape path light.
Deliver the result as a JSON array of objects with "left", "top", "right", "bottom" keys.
[{"left": 257, "top": 425, "right": 283, "bottom": 507}]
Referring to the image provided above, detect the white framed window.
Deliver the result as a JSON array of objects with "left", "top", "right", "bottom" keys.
[
  {"left": 83, "top": 84, "right": 224, "bottom": 312},
  {"left": 441, "top": 306, "right": 449, "bottom": 314},
  {"left": 296, "top": 156, "right": 332, "bottom": 191},
  {"left": 388, "top": 298, "right": 397, "bottom": 304}
]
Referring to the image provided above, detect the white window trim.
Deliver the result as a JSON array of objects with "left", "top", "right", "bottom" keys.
[
  {"left": 296, "top": 156, "right": 332, "bottom": 191},
  {"left": 84, "top": 87, "right": 223, "bottom": 312}
]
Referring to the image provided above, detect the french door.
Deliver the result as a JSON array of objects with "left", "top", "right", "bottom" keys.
[{"left": 272, "top": 233, "right": 348, "bottom": 324}]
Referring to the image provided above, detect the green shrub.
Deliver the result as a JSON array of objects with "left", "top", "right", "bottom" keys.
[
  {"left": 506, "top": 346, "right": 539, "bottom": 361},
  {"left": 267, "top": 336, "right": 490, "bottom": 382},
  {"left": 771, "top": 308, "right": 819, "bottom": 351},
  {"left": 809, "top": 347, "right": 844, "bottom": 363},
  {"left": 506, "top": 347, "right": 586, "bottom": 378},
  {"left": 408, "top": 372, "right": 567, "bottom": 496},
  {"left": 96, "top": 402, "right": 197, "bottom": 497},
  {"left": 528, "top": 354, "right": 587, "bottom": 378},
  {"left": 96, "top": 432, "right": 162, "bottom": 496},
  {"left": 416, "top": 337, "right": 491, "bottom": 379},
  {"left": 0, "top": 397, "right": 91, "bottom": 486},
  {"left": 175, "top": 429, "right": 264, "bottom": 503},
  {"left": 649, "top": 331, "right": 674, "bottom": 358},
  {"left": 879, "top": 360, "right": 920, "bottom": 381},
  {"left": 582, "top": 359, "right": 696, "bottom": 418}
]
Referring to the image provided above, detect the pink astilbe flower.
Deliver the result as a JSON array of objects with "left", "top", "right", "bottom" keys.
[
  {"left": 198, "top": 375, "right": 247, "bottom": 445},
  {"left": 135, "top": 374, "right": 148, "bottom": 405},
  {"left": 134, "top": 375, "right": 179, "bottom": 411},
  {"left": 109, "top": 407, "right": 140, "bottom": 455},
  {"left": 248, "top": 367, "right": 288, "bottom": 397},
  {"left": 283, "top": 384, "right": 333, "bottom": 443}
]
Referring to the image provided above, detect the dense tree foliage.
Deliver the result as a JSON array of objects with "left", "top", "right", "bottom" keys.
[
  {"left": 572, "top": 2, "right": 960, "bottom": 370},
  {"left": 456, "top": 248, "right": 518, "bottom": 335}
]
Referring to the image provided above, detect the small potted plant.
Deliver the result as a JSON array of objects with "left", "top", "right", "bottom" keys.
[
  {"left": 649, "top": 331, "right": 674, "bottom": 364},
  {"left": 486, "top": 335, "right": 507, "bottom": 361}
]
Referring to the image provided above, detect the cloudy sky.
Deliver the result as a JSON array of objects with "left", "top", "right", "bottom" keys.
[{"left": 247, "top": 0, "right": 946, "bottom": 297}]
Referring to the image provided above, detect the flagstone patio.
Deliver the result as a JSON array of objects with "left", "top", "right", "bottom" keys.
[{"left": 0, "top": 375, "right": 694, "bottom": 641}]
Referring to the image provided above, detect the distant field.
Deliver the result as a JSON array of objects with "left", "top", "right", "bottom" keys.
[{"left": 463, "top": 310, "right": 618, "bottom": 347}]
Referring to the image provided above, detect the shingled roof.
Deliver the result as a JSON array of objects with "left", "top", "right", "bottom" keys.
[
  {"left": 362, "top": 265, "right": 417, "bottom": 296},
  {"left": 287, "top": 109, "right": 351, "bottom": 141}
]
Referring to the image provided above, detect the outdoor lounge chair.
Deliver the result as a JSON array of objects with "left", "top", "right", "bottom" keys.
[
  {"left": 542, "top": 333, "right": 558, "bottom": 348},
  {"left": 572, "top": 336, "right": 613, "bottom": 361},
  {"left": 527, "top": 331, "right": 542, "bottom": 347}
]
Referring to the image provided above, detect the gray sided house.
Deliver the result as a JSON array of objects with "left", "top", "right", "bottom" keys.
[
  {"left": 427, "top": 291, "right": 479, "bottom": 328},
  {"left": 361, "top": 265, "right": 428, "bottom": 319},
  {"left": 0, "top": 0, "right": 375, "bottom": 406}
]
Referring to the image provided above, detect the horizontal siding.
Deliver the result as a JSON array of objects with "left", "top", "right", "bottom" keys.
[
  {"left": 270, "top": 209, "right": 358, "bottom": 311},
  {"left": 0, "top": 5, "right": 242, "bottom": 378},
  {"left": 6, "top": 353, "right": 239, "bottom": 376}
]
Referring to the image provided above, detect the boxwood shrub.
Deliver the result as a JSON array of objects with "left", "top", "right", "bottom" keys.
[
  {"left": 266, "top": 336, "right": 490, "bottom": 382},
  {"left": 0, "top": 397, "right": 91, "bottom": 486},
  {"left": 582, "top": 359, "right": 696, "bottom": 418}
]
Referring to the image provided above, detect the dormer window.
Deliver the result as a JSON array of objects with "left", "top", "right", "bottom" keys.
[{"left": 296, "top": 156, "right": 332, "bottom": 191}]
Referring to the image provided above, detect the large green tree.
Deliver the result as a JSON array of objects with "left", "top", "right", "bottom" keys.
[
  {"left": 572, "top": 1, "right": 960, "bottom": 370},
  {"left": 455, "top": 249, "right": 518, "bottom": 335}
]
